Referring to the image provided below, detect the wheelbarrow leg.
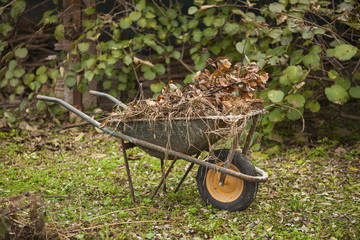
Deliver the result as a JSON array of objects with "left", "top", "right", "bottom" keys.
[
  {"left": 151, "top": 158, "right": 177, "bottom": 200},
  {"left": 160, "top": 159, "right": 167, "bottom": 194},
  {"left": 120, "top": 139, "right": 137, "bottom": 205},
  {"left": 174, "top": 162, "right": 194, "bottom": 193},
  {"left": 242, "top": 115, "right": 259, "bottom": 156},
  {"left": 174, "top": 153, "right": 199, "bottom": 193}
]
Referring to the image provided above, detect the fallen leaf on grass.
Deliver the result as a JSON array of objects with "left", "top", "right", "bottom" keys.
[{"left": 91, "top": 153, "right": 108, "bottom": 159}]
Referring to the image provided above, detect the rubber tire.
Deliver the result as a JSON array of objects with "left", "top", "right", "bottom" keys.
[{"left": 196, "top": 149, "right": 258, "bottom": 211}]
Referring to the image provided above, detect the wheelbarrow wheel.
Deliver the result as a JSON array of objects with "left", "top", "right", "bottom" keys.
[{"left": 196, "top": 149, "right": 258, "bottom": 211}]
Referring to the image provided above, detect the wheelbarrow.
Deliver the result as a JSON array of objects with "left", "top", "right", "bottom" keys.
[{"left": 37, "top": 91, "right": 268, "bottom": 211}]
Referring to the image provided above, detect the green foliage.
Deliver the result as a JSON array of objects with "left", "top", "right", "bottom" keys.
[
  {"left": 0, "top": 0, "right": 359, "bottom": 128},
  {"left": 0, "top": 0, "right": 59, "bottom": 111}
]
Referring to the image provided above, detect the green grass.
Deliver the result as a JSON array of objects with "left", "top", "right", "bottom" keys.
[{"left": 0, "top": 128, "right": 359, "bottom": 239}]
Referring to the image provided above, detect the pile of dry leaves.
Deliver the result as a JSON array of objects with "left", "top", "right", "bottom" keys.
[{"left": 109, "top": 57, "right": 268, "bottom": 122}]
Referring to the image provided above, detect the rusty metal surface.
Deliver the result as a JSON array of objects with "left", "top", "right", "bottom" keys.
[{"left": 118, "top": 119, "right": 226, "bottom": 159}]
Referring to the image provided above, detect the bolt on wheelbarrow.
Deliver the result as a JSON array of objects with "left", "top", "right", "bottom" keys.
[{"left": 37, "top": 91, "right": 268, "bottom": 211}]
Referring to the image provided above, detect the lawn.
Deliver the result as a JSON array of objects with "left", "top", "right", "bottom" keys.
[{"left": 0, "top": 125, "right": 359, "bottom": 239}]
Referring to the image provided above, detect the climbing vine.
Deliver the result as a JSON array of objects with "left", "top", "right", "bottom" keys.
[{"left": 0, "top": 0, "right": 359, "bottom": 130}]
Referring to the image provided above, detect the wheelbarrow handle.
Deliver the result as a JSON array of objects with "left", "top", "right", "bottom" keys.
[
  {"left": 89, "top": 90, "right": 128, "bottom": 110},
  {"left": 37, "top": 95, "right": 103, "bottom": 127}
]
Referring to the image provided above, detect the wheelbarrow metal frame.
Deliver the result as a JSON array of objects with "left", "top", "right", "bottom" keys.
[{"left": 37, "top": 92, "right": 268, "bottom": 205}]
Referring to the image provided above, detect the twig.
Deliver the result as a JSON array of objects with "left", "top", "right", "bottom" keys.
[
  {"left": 205, "top": 77, "right": 252, "bottom": 96},
  {"left": 329, "top": 104, "right": 360, "bottom": 120},
  {"left": 274, "top": 103, "right": 306, "bottom": 133},
  {"left": 0, "top": 0, "right": 17, "bottom": 12},
  {"left": 2, "top": 203, "right": 32, "bottom": 216}
]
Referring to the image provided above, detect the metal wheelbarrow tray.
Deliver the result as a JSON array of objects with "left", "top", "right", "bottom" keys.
[{"left": 37, "top": 91, "right": 268, "bottom": 211}]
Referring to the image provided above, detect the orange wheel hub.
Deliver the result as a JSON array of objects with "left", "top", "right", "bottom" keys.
[{"left": 206, "top": 162, "right": 244, "bottom": 202}]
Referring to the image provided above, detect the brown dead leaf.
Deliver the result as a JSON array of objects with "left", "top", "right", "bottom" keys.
[
  {"left": 99, "top": 118, "right": 109, "bottom": 128},
  {"left": 258, "top": 72, "right": 269, "bottom": 84}
]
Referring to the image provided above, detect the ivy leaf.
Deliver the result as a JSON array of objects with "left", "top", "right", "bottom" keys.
[
  {"left": 54, "top": 24, "right": 64, "bottom": 41},
  {"left": 314, "top": 28, "right": 325, "bottom": 35},
  {"left": 154, "top": 64, "right": 165, "bottom": 75},
  {"left": 213, "top": 17, "right": 225, "bottom": 27},
  {"left": 309, "top": 45, "right": 322, "bottom": 55},
  {"left": 23, "top": 73, "right": 35, "bottom": 85},
  {"left": 286, "top": 94, "right": 306, "bottom": 107},
  {"left": 136, "top": 0, "right": 146, "bottom": 11},
  {"left": 48, "top": 69, "right": 59, "bottom": 80},
  {"left": 103, "top": 80, "right": 112, "bottom": 89},
  {"left": 0, "top": 78, "right": 8, "bottom": 88},
  {"left": 10, "top": 78, "right": 19, "bottom": 87},
  {"left": 170, "top": 51, "right": 181, "bottom": 59},
  {"left": 302, "top": 31, "right": 313, "bottom": 39},
  {"left": 287, "top": 108, "right": 303, "bottom": 121},
  {"left": 150, "top": 82, "right": 165, "bottom": 95},
  {"left": 188, "top": 6, "right": 198, "bottom": 15},
  {"left": 119, "top": 17, "right": 132, "bottom": 29},
  {"left": 85, "top": 7, "right": 95, "bottom": 15},
  {"left": 65, "top": 75, "right": 77, "bottom": 88},
  {"left": 269, "top": 28, "right": 282, "bottom": 39},
  {"left": 138, "top": 18, "right": 147, "bottom": 28},
  {"left": 302, "top": 54, "right": 320, "bottom": 68},
  {"left": 349, "top": 86, "right": 360, "bottom": 98},
  {"left": 78, "top": 42, "right": 90, "bottom": 53},
  {"left": 269, "top": 3, "right": 285, "bottom": 13},
  {"left": 203, "top": 28, "right": 217, "bottom": 38},
  {"left": 124, "top": 55, "right": 132, "bottom": 65},
  {"left": 306, "top": 101, "right": 320, "bottom": 112},
  {"left": 36, "top": 66, "right": 47, "bottom": 75},
  {"left": 325, "top": 84, "right": 349, "bottom": 104},
  {"left": 279, "top": 75, "right": 290, "bottom": 86},
  {"left": 8, "top": 60, "right": 17, "bottom": 71},
  {"left": 84, "top": 70, "right": 94, "bottom": 81},
  {"left": 268, "top": 90, "right": 284, "bottom": 103},
  {"left": 166, "top": 9, "right": 177, "bottom": 19},
  {"left": 290, "top": 50, "right": 303, "bottom": 66},
  {"left": 0, "top": 23, "right": 13, "bottom": 36},
  {"left": 328, "top": 70, "right": 339, "bottom": 80},
  {"left": 203, "top": 16, "right": 214, "bottom": 27},
  {"left": 15, "top": 48, "right": 28, "bottom": 59},
  {"left": 5, "top": 70, "right": 13, "bottom": 79},
  {"left": 188, "top": 19, "right": 199, "bottom": 29},
  {"left": 334, "top": 77, "right": 351, "bottom": 90},
  {"left": 15, "top": 84, "right": 25, "bottom": 94},
  {"left": 333, "top": 44, "right": 358, "bottom": 61},
  {"left": 209, "top": 44, "right": 221, "bottom": 55},
  {"left": 129, "top": 12, "right": 141, "bottom": 21},
  {"left": 13, "top": 68, "right": 25, "bottom": 78},
  {"left": 36, "top": 74, "right": 48, "bottom": 84},
  {"left": 284, "top": 66, "right": 303, "bottom": 83},
  {"left": 10, "top": 0, "right": 26, "bottom": 20},
  {"left": 268, "top": 108, "right": 285, "bottom": 122},
  {"left": 192, "top": 29, "right": 202, "bottom": 42},
  {"left": 144, "top": 69, "right": 156, "bottom": 80},
  {"left": 326, "top": 49, "right": 334, "bottom": 57},
  {"left": 223, "top": 22, "right": 239, "bottom": 35}
]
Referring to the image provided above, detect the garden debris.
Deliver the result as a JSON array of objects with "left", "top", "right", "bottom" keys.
[{"left": 107, "top": 57, "right": 268, "bottom": 123}]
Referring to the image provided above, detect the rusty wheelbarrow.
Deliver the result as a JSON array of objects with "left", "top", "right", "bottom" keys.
[{"left": 37, "top": 91, "right": 268, "bottom": 211}]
